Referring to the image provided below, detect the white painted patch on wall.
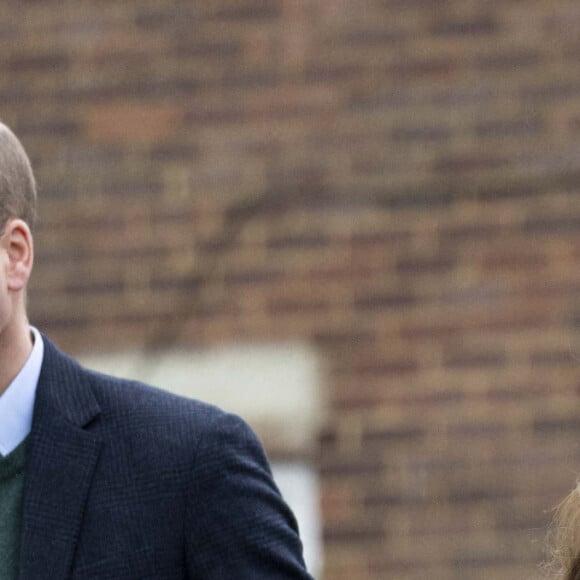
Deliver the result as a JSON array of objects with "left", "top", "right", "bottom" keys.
[
  {"left": 272, "top": 462, "right": 322, "bottom": 578},
  {"left": 80, "top": 343, "right": 323, "bottom": 453}
]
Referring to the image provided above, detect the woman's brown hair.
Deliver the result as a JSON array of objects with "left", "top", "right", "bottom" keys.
[{"left": 568, "top": 555, "right": 580, "bottom": 580}]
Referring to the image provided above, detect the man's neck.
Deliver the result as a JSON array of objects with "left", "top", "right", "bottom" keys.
[{"left": 0, "top": 318, "right": 33, "bottom": 397}]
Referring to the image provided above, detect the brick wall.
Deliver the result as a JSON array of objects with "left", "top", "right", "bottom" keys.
[{"left": 3, "top": 1, "right": 580, "bottom": 578}]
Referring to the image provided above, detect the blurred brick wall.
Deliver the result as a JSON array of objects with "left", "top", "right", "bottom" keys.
[{"left": 3, "top": 1, "right": 580, "bottom": 578}]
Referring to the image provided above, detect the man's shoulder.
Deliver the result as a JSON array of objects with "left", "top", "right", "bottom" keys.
[
  {"left": 40, "top": 334, "right": 235, "bottom": 448},
  {"left": 85, "top": 364, "right": 231, "bottom": 442},
  {"left": 87, "top": 364, "right": 219, "bottom": 418},
  {"left": 80, "top": 364, "right": 264, "bottom": 480}
]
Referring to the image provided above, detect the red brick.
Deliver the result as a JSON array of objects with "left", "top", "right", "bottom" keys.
[{"left": 84, "top": 103, "right": 184, "bottom": 143}]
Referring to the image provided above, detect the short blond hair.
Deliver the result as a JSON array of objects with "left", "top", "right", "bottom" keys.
[
  {"left": 546, "top": 484, "right": 580, "bottom": 580},
  {"left": 0, "top": 123, "right": 37, "bottom": 231}
]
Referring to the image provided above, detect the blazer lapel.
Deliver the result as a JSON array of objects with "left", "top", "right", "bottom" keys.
[{"left": 19, "top": 337, "right": 102, "bottom": 580}]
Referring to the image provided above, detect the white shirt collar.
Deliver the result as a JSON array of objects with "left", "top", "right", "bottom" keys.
[{"left": 0, "top": 326, "right": 44, "bottom": 456}]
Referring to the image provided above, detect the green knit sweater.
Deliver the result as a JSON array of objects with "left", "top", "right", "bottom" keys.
[{"left": 0, "top": 438, "right": 28, "bottom": 580}]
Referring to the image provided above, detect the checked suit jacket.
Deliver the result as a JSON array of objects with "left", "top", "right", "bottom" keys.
[{"left": 18, "top": 336, "right": 314, "bottom": 579}]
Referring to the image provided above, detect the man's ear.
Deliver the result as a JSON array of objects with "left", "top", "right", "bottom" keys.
[{"left": 2, "top": 219, "right": 33, "bottom": 292}]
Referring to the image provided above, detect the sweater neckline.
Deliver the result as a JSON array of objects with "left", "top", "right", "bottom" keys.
[{"left": 0, "top": 437, "right": 28, "bottom": 482}]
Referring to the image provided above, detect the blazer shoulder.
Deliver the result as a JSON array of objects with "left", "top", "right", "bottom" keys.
[
  {"left": 40, "top": 334, "right": 225, "bottom": 443},
  {"left": 87, "top": 364, "right": 228, "bottom": 430},
  {"left": 83, "top": 367, "right": 267, "bottom": 488}
]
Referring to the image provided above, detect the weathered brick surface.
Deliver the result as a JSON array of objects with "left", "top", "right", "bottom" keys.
[{"left": 4, "top": 1, "right": 580, "bottom": 578}]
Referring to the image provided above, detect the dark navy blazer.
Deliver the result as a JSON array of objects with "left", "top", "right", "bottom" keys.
[{"left": 19, "top": 336, "right": 314, "bottom": 579}]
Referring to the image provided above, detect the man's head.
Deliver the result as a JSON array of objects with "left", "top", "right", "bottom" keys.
[
  {"left": 0, "top": 123, "right": 36, "bottom": 233},
  {"left": 0, "top": 123, "right": 35, "bottom": 330},
  {"left": 0, "top": 122, "right": 36, "bottom": 389}
]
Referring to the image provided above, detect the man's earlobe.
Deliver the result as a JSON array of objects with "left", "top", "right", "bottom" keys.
[{"left": 4, "top": 219, "right": 33, "bottom": 292}]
